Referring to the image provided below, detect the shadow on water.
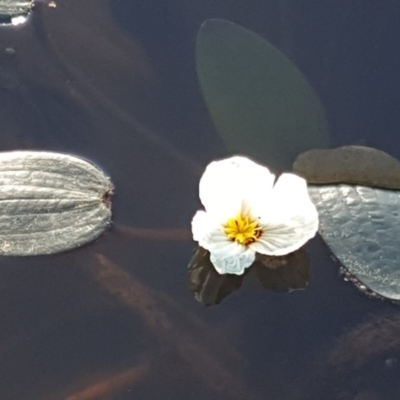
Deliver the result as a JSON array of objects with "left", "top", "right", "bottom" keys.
[{"left": 0, "top": 0, "right": 399, "bottom": 399}]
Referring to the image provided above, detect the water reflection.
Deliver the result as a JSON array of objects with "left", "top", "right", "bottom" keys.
[
  {"left": 188, "top": 247, "right": 309, "bottom": 305},
  {"left": 188, "top": 247, "right": 244, "bottom": 306}
]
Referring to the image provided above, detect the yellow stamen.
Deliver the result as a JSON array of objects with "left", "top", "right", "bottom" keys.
[{"left": 224, "top": 215, "right": 262, "bottom": 245}]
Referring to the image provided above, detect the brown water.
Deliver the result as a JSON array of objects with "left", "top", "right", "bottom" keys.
[{"left": 0, "top": 1, "right": 400, "bottom": 399}]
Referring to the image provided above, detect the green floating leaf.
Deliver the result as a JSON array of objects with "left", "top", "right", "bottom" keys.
[
  {"left": 294, "top": 146, "right": 400, "bottom": 189},
  {"left": 196, "top": 19, "right": 329, "bottom": 170},
  {"left": 309, "top": 185, "right": 400, "bottom": 300}
]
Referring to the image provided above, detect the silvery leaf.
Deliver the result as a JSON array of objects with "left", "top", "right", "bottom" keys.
[
  {"left": 309, "top": 185, "right": 400, "bottom": 300},
  {"left": 0, "top": 0, "right": 30, "bottom": 24},
  {"left": 0, "top": 151, "right": 113, "bottom": 256}
]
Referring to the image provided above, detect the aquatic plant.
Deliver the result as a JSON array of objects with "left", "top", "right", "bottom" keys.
[
  {"left": 294, "top": 145, "right": 400, "bottom": 301},
  {"left": 191, "top": 156, "right": 318, "bottom": 275},
  {"left": 196, "top": 18, "right": 329, "bottom": 171},
  {"left": 195, "top": 19, "right": 400, "bottom": 303},
  {"left": 0, "top": 151, "right": 112, "bottom": 256}
]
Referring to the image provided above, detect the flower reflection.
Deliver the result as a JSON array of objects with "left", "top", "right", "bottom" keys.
[
  {"left": 188, "top": 247, "right": 310, "bottom": 306},
  {"left": 191, "top": 156, "right": 318, "bottom": 275}
]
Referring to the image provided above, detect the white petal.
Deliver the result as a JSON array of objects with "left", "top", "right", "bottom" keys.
[
  {"left": 250, "top": 173, "right": 318, "bottom": 256},
  {"left": 272, "top": 173, "right": 311, "bottom": 205},
  {"left": 210, "top": 249, "right": 255, "bottom": 275},
  {"left": 199, "top": 156, "right": 275, "bottom": 221},
  {"left": 192, "top": 215, "right": 245, "bottom": 257},
  {"left": 191, "top": 210, "right": 212, "bottom": 242},
  {"left": 206, "top": 230, "right": 244, "bottom": 257}
]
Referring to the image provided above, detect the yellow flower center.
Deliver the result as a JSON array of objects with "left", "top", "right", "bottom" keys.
[{"left": 224, "top": 215, "right": 262, "bottom": 245}]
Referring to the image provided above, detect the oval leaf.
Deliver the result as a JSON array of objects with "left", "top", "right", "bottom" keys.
[
  {"left": 294, "top": 146, "right": 400, "bottom": 189},
  {"left": 309, "top": 184, "right": 400, "bottom": 300},
  {"left": 0, "top": 151, "right": 113, "bottom": 256},
  {"left": 196, "top": 19, "right": 329, "bottom": 170}
]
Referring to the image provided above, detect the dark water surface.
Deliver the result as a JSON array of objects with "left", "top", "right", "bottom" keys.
[{"left": 0, "top": 1, "right": 400, "bottom": 399}]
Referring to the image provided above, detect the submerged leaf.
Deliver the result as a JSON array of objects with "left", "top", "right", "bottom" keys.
[
  {"left": 93, "top": 254, "right": 254, "bottom": 400},
  {"left": 294, "top": 146, "right": 400, "bottom": 189},
  {"left": 0, "top": 151, "right": 113, "bottom": 256},
  {"left": 309, "top": 185, "right": 400, "bottom": 300},
  {"left": 196, "top": 19, "right": 328, "bottom": 170}
]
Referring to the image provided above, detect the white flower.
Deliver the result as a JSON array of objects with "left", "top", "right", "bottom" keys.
[{"left": 191, "top": 156, "right": 318, "bottom": 275}]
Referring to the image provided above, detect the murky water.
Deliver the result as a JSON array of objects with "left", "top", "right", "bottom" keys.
[{"left": 0, "top": 1, "right": 400, "bottom": 399}]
